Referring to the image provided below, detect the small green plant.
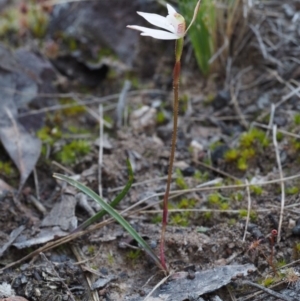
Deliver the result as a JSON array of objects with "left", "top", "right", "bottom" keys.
[
  {"left": 179, "top": 94, "right": 189, "bottom": 113},
  {"left": 237, "top": 158, "right": 248, "bottom": 171},
  {"left": 276, "top": 131, "right": 284, "bottom": 142},
  {"left": 59, "top": 98, "right": 86, "bottom": 116},
  {"left": 156, "top": 110, "right": 167, "bottom": 124},
  {"left": 239, "top": 209, "right": 257, "bottom": 221},
  {"left": 126, "top": 249, "right": 142, "bottom": 262},
  {"left": 87, "top": 245, "right": 95, "bottom": 255},
  {"left": 175, "top": 168, "right": 189, "bottom": 189},
  {"left": 276, "top": 258, "right": 287, "bottom": 268},
  {"left": 170, "top": 213, "right": 189, "bottom": 227},
  {"left": 240, "top": 128, "right": 269, "bottom": 148},
  {"left": 0, "top": 161, "right": 13, "bottom": 176},
  {"left": 293, "top": 243, "right": 300, "bottom": 260},
  {"left": 226, "top": 130, "right": 268, "bottom": 171},
  {"left": 286, "top": 186, "right": 299, "bottom": 195},
  {"left": 203, "top": 211, "right": 212, "bottom": 221},
  {"left": 37, "top": 126, "right": 62, "bottom": 145},
  {"left": 55, "top": 140, "right": 90, "bottom": 165},
  {"left": 250, "top": 185, "right": 263, "bottom": 196},
  {"left": 231, "top": 191, "right": 243, "bottom": 201},
  {"left": 261, "top": 277, "right": 275, "bottom": 287},
  {"left": 294, "top": 113, "right": 300, "bottom": 125},
  {"left": 224, "top": 149, "right": 238, "bottom": 161},
  {"left": 107, "top": 252, "right": 114, "bottom": 265},
  {"left": 193, "top": 170, "right": 209, "bottom": 182},
  {"left": 151, "top": 215, "right": 162, "bottom": 224},
  {"left": 207, "top": 192, "right": 221, "bottom": 205}
]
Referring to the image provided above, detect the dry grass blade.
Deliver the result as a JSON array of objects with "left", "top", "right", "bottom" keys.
[{"left": 272, "top": 125, "right": 285, "bottom": 243}]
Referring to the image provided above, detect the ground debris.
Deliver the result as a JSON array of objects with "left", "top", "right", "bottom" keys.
[{"left": 136, "top": 264, "right": 256, "bottom": 301}]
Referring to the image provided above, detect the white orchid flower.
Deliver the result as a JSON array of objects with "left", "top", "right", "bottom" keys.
[{"left": 127, "top": 2, "right": 200, "bottom": 40}]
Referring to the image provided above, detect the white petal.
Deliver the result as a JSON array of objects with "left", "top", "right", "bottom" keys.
[
  {"left": 166, "top": 3, "right": 177, "bottom": 15},
  {"left": 137, "top": 12, "right": 175, "bottom": 33},
  {"left": 127, "top": 25, "right": 180, "bottom": 40}
]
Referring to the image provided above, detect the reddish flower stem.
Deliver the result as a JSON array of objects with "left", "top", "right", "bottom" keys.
[{"left": 159, "top": 53, "right": 182, "bottom": 271}]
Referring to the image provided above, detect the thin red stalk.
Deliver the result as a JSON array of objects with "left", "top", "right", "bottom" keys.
[{"left": 159, "top": 60, "right": 181, "bottom": 271}]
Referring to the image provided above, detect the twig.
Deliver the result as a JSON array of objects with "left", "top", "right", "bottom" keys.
[
  {"left": 51, "top": 160, "right": 75, "bottom": 175},
  {"left": 98, "top": 105, "right": 104, "bottom": 197},
  {"left": 16, "top": 89, "right": 167, "bottom": 117},
  {"left": 33, "top": 168, "right": 40, "bottom": 201},
  {"left": 230, "top": 84, "right": 249, "bottom": 129},
  {"left": 242, "top": 179, "right": 251, "bottom": 242},
  {"left": 71, "top": 245, "right": 99, "bottom": 301},
  {"left": 265, "top": 103, "right": 275, "bottom": 139},
  {"left": 28, "top": 195, "right": 46, "bottom": 215},
  {"left": 195, "top": 159, "right": 240, "bottom": 181},
  {"left": 108, "top": 174, "right": 177, "bottom": 193},
  {"left": 272, "top": 125, "right": 285, "bottom": 243},
  {"left": 240, "top": 280, "right": 295, "bottom": 301},
  {"left": 253, "top": 122, "right": 300, "bottom": 139},
  {"left": 115, "top": 80, "right": 131, "bottom": 128},
  {"left": 143, "top": 274, "right": 171, "bottom": 301}
]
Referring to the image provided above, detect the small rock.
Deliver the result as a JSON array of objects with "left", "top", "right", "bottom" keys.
[
  {"left": 182, "top": 166, "right": 195, "bottom": 177},
  {"left": 282, "top": 3, "right": 295, "bottom": 18},
  {"left": 130, "top": 106, "right": 156, "bottom": 132},
  {"left": 288, "top": 219, "right": 296, "bottom": 229},
  {"left": 212, "top": 90, "right": 230, "bottom": 111},
  {"left": 292, "top": 225, "right": 300, "bottom": 236}
]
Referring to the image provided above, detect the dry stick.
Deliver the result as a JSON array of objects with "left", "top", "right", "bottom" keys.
[
  {"left": 16, "top": 89, "right": 167, "bottom": 117},
  {"left": 242, "top": 179, "right": 251, "bottom": 242},
  {"left": 115, "top": 80, "right": 131, "bottom": 128},
  {"left": 272, "top": 125, "right": 285, "bottom": 243},
  {"left": 195, "top": 159, "right": 240, "bottom": 181},
  {"left": 52, "top": 160, "right": 75, "bottom": 175},
  {"left": 240, "top": 280, "right": 295, "bottom": 301},
  {"left": 71, "top": 245, "right": 99, "bottom": 301},
  {"left": 265, "top": 103, "right": 275, "bottom": 139},
  {"left": 253, "top": 122, "right": 300, "bottom": 139},
  {"left": 33, "top": 168, "right": 40, "bottom": 201},
  {"left": 143, "top": 274, "right": 172, "bottom": 301},
  {"left": 98, "top": 104, "right": 104, "bottom": 198},
  {"left": 230, "top": 83, "right": 249, "bottom": 129},
  {"left": 73, "top": 95, "right": 112, "bottom": 129},
  {"left": 108, "top": 174, "right": 176, "bottom": 193}
]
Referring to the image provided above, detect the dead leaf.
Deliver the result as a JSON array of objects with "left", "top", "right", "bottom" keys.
[
  {"left": 0, "top": 107, "right": 41, "bottom": 192},
  {"left": 0, "top": 225, "right": 25, "bottom": 257},
  {"left": 150, "top": 264, "right": 256, "bottom": 301},
  {"left": 41, "top": 190, "right": 77, "bottom": 231}
]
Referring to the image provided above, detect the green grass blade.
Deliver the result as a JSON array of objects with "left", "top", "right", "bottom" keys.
[
  {"left": 73, "top": 160, "right": 134, "bottom": 232},
  {"left": 179, "top": 0, "right": 216, "bottom": 75},
  {"left": 53, "top": 167, "right": 164, "bottom": 270}
]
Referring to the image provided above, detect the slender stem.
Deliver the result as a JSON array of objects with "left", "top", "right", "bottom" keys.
[{"left": 159, "top": 38, "right": 184, "bottom": 271}]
